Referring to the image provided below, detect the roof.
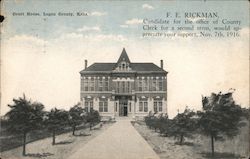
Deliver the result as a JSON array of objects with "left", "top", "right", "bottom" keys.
[
  {"left": 80, "top": 48, "right": 168, "bottom": 74},
  {"left": 116, "top": 48, "right": 131, "bottom": 64},
  {"left": 83, "top": 63, "right": 116, "bottom": 72},
  {"left": 80, "top": 62, "right": 167, "bottom": 74}
]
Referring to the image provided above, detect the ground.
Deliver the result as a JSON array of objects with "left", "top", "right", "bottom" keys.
[
  {"left": 68, "top": 118, "right": 159, "bottom": 159},
  {"left": 133, "top": 120, "right": 249, "bottom": 159},
  {"left": 0, "top": 122, "right": 113, "bottom": 159},
  {"left": 1, "top": 119, "right": 159, "bottom": 159},
  {"left": 1, "top": 118, "right": 248, "bottom": 159}
]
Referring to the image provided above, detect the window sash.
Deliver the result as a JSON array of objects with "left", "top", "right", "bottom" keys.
[
  {"left": 153, "top": 101, "right": 163, "bottom": 112},
  {"left": 158, "top": 101, "right": 162, "bottom": 112},
  {"left": 104, "top": 101, "right": 108, "bottom": 112},
  {"left": 144, "top": 102, "right": 148, "bottom": 112},
  {"left": 153, "top": 102, "right": 158, "bottom": 112},
  {"left": 139, "top": 102, "right": 143, "bottom": 112},
  {"left": 138, "top": 80, "right": 142, "bottom": 91},
  {"left": 99, "top": 101, "right": 108, "bottom": 112},
  {"left": 85, "top": 100, "right": 93, "bottom": 112},
  {"left": 99, "top": 102, "right": 103, "bottom": 112}
]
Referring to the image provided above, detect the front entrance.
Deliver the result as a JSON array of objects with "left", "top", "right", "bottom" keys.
[{"left": 119, "top": 99, "right": 128, "bottom": 116}]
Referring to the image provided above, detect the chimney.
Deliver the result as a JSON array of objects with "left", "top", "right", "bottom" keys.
[
  {"left": 85, "top": 60, "right": 88, "bottom": 69},
  {"left": 160, "top": 60, "right": 163, "bottom": 69}
]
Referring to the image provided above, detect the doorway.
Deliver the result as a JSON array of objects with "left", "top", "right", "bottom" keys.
[{"left": 119, "top": 99, "right": 128, "bottom": 116}]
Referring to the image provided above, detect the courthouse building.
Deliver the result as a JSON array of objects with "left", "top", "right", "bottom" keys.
[{"left": 80, "top": 48, "right": 168, "bottom": 119}]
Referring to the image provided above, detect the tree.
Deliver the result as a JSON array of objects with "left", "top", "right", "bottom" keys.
[
  {"left": 168, "top": 107, "right": 197, "bottom": 145},
  {"left": 157, "top": 114, "right": 171, "bottom": 136},
  {"left": 145, "top": 112, "right": 159, "bottom": 131},
  {"left": 68, "top": 104, "right": 86, "bottom": 135},
  {"left": 144, "top": 112, "right": 171, "bottom": 135},
  {"left": 86, "top": 109, "right": 100, "bottom": 130},
  {"left": 45, "top": 108, "right": 69, "bottom": 145},
  {"left": 198, "top": 92, "right": 243, "bottom": 157},
  {"left": 5, "top": 95, "right": 45, "bottom": 156}
]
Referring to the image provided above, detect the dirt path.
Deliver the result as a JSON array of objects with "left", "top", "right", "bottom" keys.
[{"left": 68, "top": 119, "right": 160, "bottom": 159}]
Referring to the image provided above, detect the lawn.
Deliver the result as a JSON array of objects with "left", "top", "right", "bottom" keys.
[
  {"left": 0, "top": 121, "right": 96, "bottom": 152},
  {"left": 0, "top": 121, "right": 114, "bottom": 159},
  {"left": 133, "top": 120, "right": 249, "bottom": 159}
]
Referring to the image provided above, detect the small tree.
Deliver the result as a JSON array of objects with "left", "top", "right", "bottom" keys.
[
  {"left": 68, "top": 104, "right": 86, "bottom": 135},
  {"left": 86, "top": 109, "right": 100, "bottom": 130},
  {"left": 45, "top": 108, "right": 69, "bottom": 145},
  {"left": 157, "top": 114, "right": 171, "bottom": 136},
  {"left": 198, "top": 91, "right": 243, "bottom": 157},
  {"left": 168, "top": 107, "right": 197, "bottom": 145},
  {"left": 5, "top": 95, "right": 44, "bottom": 156}
]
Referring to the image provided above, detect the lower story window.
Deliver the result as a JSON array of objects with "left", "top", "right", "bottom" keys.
[
  {"left": 139, "top": 102, "right": 143, "bottom": 112},
  {"left": 154, "top": 100, "right": 163, "bottom": 112},
  {"left": 84, "top": 100, "right": 93, "bottom": 112},
  {"left": 158, "top": 101, "right": 162, "bottom": 112},
  {"left": 139, "top": 101, "right": 148, "bottom": 112},
  {"left": 144, "top": 102, "right": 148, "bottom": 112},
  {"left": 154, "top": 102, "right": 157, "bottom": 113},
  {"left": 99, "top": 101, "right": 108, "bottom": 112}
]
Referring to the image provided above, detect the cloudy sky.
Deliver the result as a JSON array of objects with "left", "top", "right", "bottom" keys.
[{"left": 1, "top": 0, "right": 249, "bottom": 118}]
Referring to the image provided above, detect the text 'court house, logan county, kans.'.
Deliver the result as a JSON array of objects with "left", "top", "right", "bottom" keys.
[{"left": 80, "top": 48, "right": 168, "bottom": 119}]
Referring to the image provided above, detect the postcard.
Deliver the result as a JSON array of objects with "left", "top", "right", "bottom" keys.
[{"left": 0, "top": 0, "right": 249, "bottom": 159}]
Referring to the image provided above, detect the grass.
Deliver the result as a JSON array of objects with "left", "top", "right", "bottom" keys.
[
  {"left": 132, "top": 120, "right": 249, "bottom": 159},
  {"left": 25, "top": 152, "right": 54, "bottom": 158},
  {"left": 1, "top": 121, "right": 114, "bottom": 159},
  {"left": 0, "top": 122, "right": 94, "bottom": 152},
  {"left": 201, "top": 152, "right": 243, "bottom": 159}
]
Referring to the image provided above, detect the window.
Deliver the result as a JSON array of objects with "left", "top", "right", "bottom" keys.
[
  {"left": 104, "top": 101, "right": 108, "bottom": 112},
  {"left": 154, "top": 100, "right": 163, "bottom": 112},
  {"left": 143, "top": 79, "right": 148, "bottom": 91},
  {"left": 154, "top": 102, "right": 158, "bottom": 112},
  {"left": 99, "top": 80, "right": 103, "bottom": 91},
  {"left": 84, "top": 79, "right": 88, "bottom": 91},
  {"left": 122, "top": 81, "right": 125, "bottom": 93},
  {"left": 115, "top": 103, "right": 118, "bottom": 112},
  {"left": 144, "top": 102, "right": 148, "bottom": 112},
  {"left": 152, "top": 79, "right": 157, "bottom": 91},
  {"left": 90, "top": 101, "right": 93, "bottom": 110},
  {"left": 85, "top": 101, "right": 89, "bottom": 112},
  {"left": 159, "top": 80, "right": 163, "bottom": 91},
  {"left": 81, "top": 79, "right": 84, "bottom": 91},
  {"left": 138, "top": 80, "right": 142, "bottom": 91},
  {"left": 139, "top": 102, "right": 143, "bottom": 112},
  {"left": 129, "top": 103, "right": 131, "bottom": 112},
  {"left": 159, "top": 101, "right": 162, "bottom": 112},
  {"left": 117, "top": 82, "right": 120, "bottom": 93},
  {"left": 89, "top": 78, "right": 94, "bottom": 91},
  {"left": 127, "top": 82, "right": 130, "bottom": 93},
  {"left": 139, "top": 101, "right": 148, "bottom": 112},
  {"left": 85, "top": 100, "right": 93, "bottom": 112},
  {"left": 104, "top": 78, "right": 109, "bottom": 91},
  {"left": 99, "top": 100, "right": 108, "bottom": 112}
]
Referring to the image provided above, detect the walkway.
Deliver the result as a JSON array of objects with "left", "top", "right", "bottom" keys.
[{"left": 68, "top": 118, "right": 159, "bottom": 159}]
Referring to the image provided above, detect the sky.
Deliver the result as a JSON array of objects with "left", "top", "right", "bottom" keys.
[{"left": 1, "top": 0, "right": 249, "bottom": 118}]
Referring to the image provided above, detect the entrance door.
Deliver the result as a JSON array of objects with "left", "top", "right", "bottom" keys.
[
  {"left": 119, "top": 99, "right": 128, "bottom": 116},
  {"left": 124, "top": 106, "right": 128, "bottom": 116}
]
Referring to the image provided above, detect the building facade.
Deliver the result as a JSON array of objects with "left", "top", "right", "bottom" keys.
[{"left": 80, "top": 48, "right": 168, "bottom": 119}]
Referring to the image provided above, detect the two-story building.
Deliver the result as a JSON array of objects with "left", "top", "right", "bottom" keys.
[{"left": 80, "top": 48, "right": 168, "bottom": 119}]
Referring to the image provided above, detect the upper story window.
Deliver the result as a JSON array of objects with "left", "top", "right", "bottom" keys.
[
  {"left": 122, "top": 63, "right": 125, "bottom": 69},
  {"left": 116, "top": 61, "right": 131, "bottom": 71},
  {"left": 135, "top": 76, "right": 165, "bottom": 92},
  {"left": 82, "top": 77, "right": 94, "bottom": 92}
]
